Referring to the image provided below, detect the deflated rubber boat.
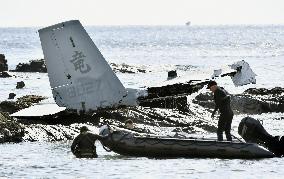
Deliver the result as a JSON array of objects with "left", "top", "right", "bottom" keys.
[{"left": 100, "top": 127, "right": 275, "bottom": 159}]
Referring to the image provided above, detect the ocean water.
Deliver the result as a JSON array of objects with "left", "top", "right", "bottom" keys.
[
  {"left": 0, "top": 25, "right": 284, "bottom": 178},
  {"left": 1, "top": 25, "right": 284, "bottom": 91},
  {"left": 1, "top": 112, "right": 284, "bottom": 178}
]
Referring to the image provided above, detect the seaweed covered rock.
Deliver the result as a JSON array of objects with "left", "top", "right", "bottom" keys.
[
  {"left": 0, "top": 95, "right": 46, "bottom": 114},
  {"left": 16, "top": 95, "right": 46, "bottom": 108},
  {"left": 244, "top": 87, "right": 284, "bottom": 96},
  {"left": 168, "top": 70, "right": 177, "bottom": 79},
  {"left": 15, "top": 104, "right": 216, "bottom": 142},
  {"left": 241, "top": 87, "right": 284, "bottom": 113},
  {"left": 194, "top": 87, "right": 284, "bottom": 114},
  {"left": 8, "top": 93, "right": 16, "bottom": 99},
  {"left": 0, "top": 112, "right": 24, "bottom": 143},
  {"left": 16, "top": 81, "right": 25, "bottom": 89},
  {"left": 110, "top": 63, "right": 148, "bottom": 73},
  {"left": 0, "top": 101, "right": 19, "bottom": 114},
  {"left": 139, "top": 96, "right": 189, "bottom": 112},
  {"left": 0, "top": 71, "right": 12, "bottom": 78},
  {"left": 0, "top": 54, "right": 8, "bottom": 72},
  {"left": 12, "top": 59, "right": 47, "bottom": 73},
  {"left": 139, "top": 81, "right": 206, "bottom": 112}
]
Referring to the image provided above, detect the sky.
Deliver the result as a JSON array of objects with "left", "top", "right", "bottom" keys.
[{"left": 0, "top": 0, "right": 284, "bottom": 27}]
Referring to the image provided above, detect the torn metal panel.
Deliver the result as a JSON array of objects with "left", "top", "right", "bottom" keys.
[{"left": 10, "top": 103, "right": 66, "bottom": 117}]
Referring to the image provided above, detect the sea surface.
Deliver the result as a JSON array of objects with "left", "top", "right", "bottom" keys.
[{"left": 0, "top": 25, "right": 284, "bottom": 178}]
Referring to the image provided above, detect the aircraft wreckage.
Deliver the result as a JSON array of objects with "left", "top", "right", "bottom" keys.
[{"left": 11, "top": 20, "right": 283, "bottom": 158}]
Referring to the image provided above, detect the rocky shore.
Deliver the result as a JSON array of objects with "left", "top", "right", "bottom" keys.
[
  {"left": 194, "top": 87, "right": 284, "bottom": 114},
  {"left": 11, "top": 59, "right": 47, "bottom": 73},
  {"left": 3, "top": 58, "right": 150, "bottom": 74},
  {"left": 0, "top": 55, "right": 283, "bottom": 145},
  {"left": 0, "top": 54, "right": 8, "bottom": 72},
  {"left": 0, "top": 95, "right": 46, "bottom": 114},
  {"left": 0, "top": 112, "right": 24, "bottom": 143},
  {"left": 0, "top": 84, "right": 283, "bottom": 144}
]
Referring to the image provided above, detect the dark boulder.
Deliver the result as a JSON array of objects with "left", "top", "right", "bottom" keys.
[
  {"left": 144, "top": 81, "right": 206, "bottom": 99},
  {"left": 244, "top": 87, "right": 284, "bottom": 96},
  {"left": 0, "top": 71, "right": 12, "bottom": 78},
  {"left": 0, "top": 101, "right": 20, "bottom": 114},
  {"left": 18, "top": 105, "right": 216, "bottom": 142},
  {"left": 8, "top": 93, "right": 16, "bottom": 99},
  {"left": 0, "top": 112, "right": 24, "bottom": 143},
  {"left": 138, "top": 81, "right": 206, "bottom": 112},
  {"left": 16, "top": 81, "right": 25, "bottom": 89},
  {"left": 242, "top": 87, "right": 284, "bottom": 113},
  {"left": 194, "top": 87, "right": 284, "bottom": 114},
  {"left": 139, "top": 96, "right": 189, "bottom": 112},
  {"left": 12, "top": 59, "right": 47, "bottom": 73},
  {"left": 168, "top": 70, "right": 177, "bottom": 79},
  {"left": 0, "top": 54, "right": 8, "bottom": 72},
  {"left": 110, "top": 63, "right": 148, "bottom": 74},
  {"left": 0, "top": 95, "right": 46, "bottom": 114}
]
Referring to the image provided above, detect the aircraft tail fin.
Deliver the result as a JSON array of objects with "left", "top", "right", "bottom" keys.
[{"left": 38, "top": 20, "right": 134, "bottom": 111}]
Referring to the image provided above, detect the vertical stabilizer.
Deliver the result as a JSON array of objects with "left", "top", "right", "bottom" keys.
[{"left": 38, "top": 20, "right": 129, "bottom": 111}]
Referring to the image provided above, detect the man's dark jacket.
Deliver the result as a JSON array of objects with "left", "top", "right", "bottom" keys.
[
  {"left": 71, "top": 132, "right": 103, "bottom": 157},
  {"left": 213, "top": 87, "right": 233, "bottom": 116}
]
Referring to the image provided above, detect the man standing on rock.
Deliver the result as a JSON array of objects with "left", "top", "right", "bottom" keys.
[
  {"left": 207, "top": 81, "right": 234, "bottom": 141},
  {"left": 71, "top": 126, "right": 103, "bottom": 158}
]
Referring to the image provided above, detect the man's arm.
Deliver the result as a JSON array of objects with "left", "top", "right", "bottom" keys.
[
  {"left": 211, "top": 106, "right": 218, "bottom": 118},
  {"left": 89, "top": 133, "right": 105, "bottom": 141},
  {"left": 71, "top": 135, "right": 80, "bottom": 154}
]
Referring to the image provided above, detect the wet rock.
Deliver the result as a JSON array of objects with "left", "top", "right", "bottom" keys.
[
  {"left": 0, "top": 95, "right": 46, "bottom": 114},
  {"left": 241, "top": 87, "right": 284, "bottom": 113},
  {"left": 23, "top": 124, "right": 78, "bottom": 142},
  {"left": 16, "top": 95, "right": 46, "bottom": 109},
  {"left": 0, "top": 112, "right": 24, "bottom": 143},
  {"left": 144, "top": 81, "right": 206, "bottom": 99},
  {"left": 12, "top": 59, "right": 47, "bottom": 73},
  {"left": 0, "top": 71, "right": 12, "bottom": 78},
  {"left": 195, "top": 92, "right": 213, "bottom": 101},
  {"left": 0, "top": 54, "right": 8, "bottom": 72},
  {"left": 16, "top": 81, "right": 25, "bottom": 89},
  {"left": 168, "top": 70, "right": 177, "bottom": 79},
  {"left": 230, "top": 95, "right": 275, "bottom": 114},
  {"left": 194, "top": 87, "right": 284, "bottom": 114},
  {"left": 14, "top": 104, "right": 217, "bottom": 142},
  {"left": 110, "top": 63, "right": 149, "bottom": 73},
  {"left": 192, "top": 92, "right": 215, "bottom": 110},
  {"left": 0, "top": 101, "right": 19, "bottom": 114},
  {"left": 139, "top": 96, "right": 189, "bottom": 112},
  {"left": 244, "top": 87, "right": 284, "bottom": 96},
  {"left": 138, "top": 81, "right": 206, "bottom": 111},
  {"left": 175, "top": 65, "right": 196, "bottom": 71},
  {"left": 8, "top": 93, "right": 16, "bottom": 99}
]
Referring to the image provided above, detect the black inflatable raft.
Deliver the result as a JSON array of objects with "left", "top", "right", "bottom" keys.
[{"left": 100, "top": 129, "right": 274, "bottom": 159}]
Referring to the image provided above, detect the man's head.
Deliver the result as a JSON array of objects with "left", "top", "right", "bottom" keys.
[
  {"left": 80, "top": 126, "right": 89, "bottom": 133},
  {"left": 124, "top": 119, "right": 134, "bottom": 129},
  {"left": 207, "top": 80, "right": 218, "bottom": 92}
]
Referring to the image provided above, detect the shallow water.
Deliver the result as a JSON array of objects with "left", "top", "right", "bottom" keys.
[
  {"left": 1, "top": 140, "right": 283, "bottom": 179},
  {"left": 1, "top": 25, "right": 284, "bottom": 96},
  {"left": 1, "top": 113, "right": 283, "bottom": 178}
]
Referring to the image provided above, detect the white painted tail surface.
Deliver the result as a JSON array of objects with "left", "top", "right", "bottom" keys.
[
  {"left": 39, "top": 20, "right": 136, "bottom": 111},
  {"left": 229, "top": 60, "right": 257, "bottom": 86}
]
